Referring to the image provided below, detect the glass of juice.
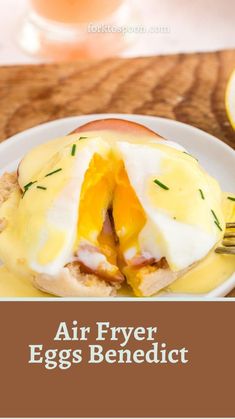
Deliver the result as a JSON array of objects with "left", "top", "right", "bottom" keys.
[{"left": 19, "top": 0, "right": 134, "bottom": 61}]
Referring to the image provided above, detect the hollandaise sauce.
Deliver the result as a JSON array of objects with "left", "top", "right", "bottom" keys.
[
  {"left": 0, "top": 189, "right": 234, "bottom": 298},
  {"left": 167, "top": 251, "right": 235, "bottom": 294},
  {"left": 0, "top": 266, "right": 51, "bottom": 297},
  {"left": 0, "top": 129, "right": 234, "bottom": 297},
  {"left": 166, "top": 193, "right": 235, "bottom": 295}
]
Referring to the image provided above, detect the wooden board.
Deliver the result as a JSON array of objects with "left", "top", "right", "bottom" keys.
[
  {"left": 0, "top": 49, "right": 235, "bottom": 296},
  {"left": 0, "top": 50, "right": 235, "bottom": 147}
]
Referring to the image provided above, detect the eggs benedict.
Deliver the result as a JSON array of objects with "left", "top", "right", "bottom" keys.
[{"left": 0, "top": 118, "right": 233, "bottom": 297}]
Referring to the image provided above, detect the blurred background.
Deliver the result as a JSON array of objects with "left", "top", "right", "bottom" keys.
[{"left": 1, "top": 0, "right": 235, "bottom": 64}]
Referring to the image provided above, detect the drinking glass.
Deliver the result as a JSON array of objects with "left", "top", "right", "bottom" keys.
[{"left": 19, "top": 0, "right": 133, "bottom": 60}]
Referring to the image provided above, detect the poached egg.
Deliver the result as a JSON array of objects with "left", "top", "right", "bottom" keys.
[{"left": 0, "top": 119, "right": 227, "bottom": 296}]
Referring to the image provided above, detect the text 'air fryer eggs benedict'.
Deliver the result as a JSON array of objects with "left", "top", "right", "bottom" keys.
[{"left": 0, "top": 118, "right": 234, "bottom": 297}]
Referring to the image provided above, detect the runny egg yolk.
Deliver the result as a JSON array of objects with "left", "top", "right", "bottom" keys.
[
  {"left": 112, "top": 162, "right": 146, "bottom": 258},
  {"left": 75, "top": 152, "right": 117, "bottom": 266},
  {"left": 0, "top": 132, "right": 233, "bottom": 298},
  {"left": 76, "top": 152, "right": 115, "bottom": 246},
  {"left": 76, "top": 153, "right": 146, "bottom": 266}
]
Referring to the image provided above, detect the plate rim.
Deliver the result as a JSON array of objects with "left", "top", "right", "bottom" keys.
[{"left": 1, "top": 113, "right": 235, "bottom": 157}]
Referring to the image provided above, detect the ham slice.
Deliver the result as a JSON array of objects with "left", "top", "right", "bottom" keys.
[
  {"left": 75, "top": 243, "right": 124, "bottom": 284},
  {"left": 71, "top": 118, "right": 163, "bottom": 140}
]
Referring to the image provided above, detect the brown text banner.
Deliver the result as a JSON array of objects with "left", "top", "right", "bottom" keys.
[{"left": 0, "top": 301, "right": 234, "bottom": 417}]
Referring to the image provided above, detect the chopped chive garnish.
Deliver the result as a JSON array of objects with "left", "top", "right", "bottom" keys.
[
  {"left": 71, "top": 144, "right": 77, "bottom": 156},
  {"left": 183, "top": 151, "right": 198, "bottom": 161},
  {"left": 214, "top": 220, "right": 222, "bottom": 231},
  {"left": 211, "top": 209, "right": 219, "bottom": 224},
  {"left": 211, "top": 209, "right": 222, "bottom": 231},
  {"left": 227, "top": 196, "right": 235, "bottom": 202},
  {"left": 153, "top": 179, "right": 169, "bottom": 190},
  {"left": 37, "top": 186, "right": 47, "bottom": 190},
  {"left": 24, "top": 181, "right": 37, "bottom": 190},
  {"left": 199, "top": 189, "right": 205, "bottom": 200},
  {"left": 22, "top": 180, "right": 37, "bottom": 197},
  {"left": 79, "top": 136, "right": 87, "bottom": 140},
  {"left": 45, "top": 168, "right": 62, "bottom": 177}
]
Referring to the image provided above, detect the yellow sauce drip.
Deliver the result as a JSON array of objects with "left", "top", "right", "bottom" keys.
[
  {"left": 166, "top": 193, "right": 235, "bottom": 294},
  {"left": 0, "top": 266, "right": 51, "bottom": 297},
  {"left": 168, "top": 252, "right": 235, "bottom": 294}
]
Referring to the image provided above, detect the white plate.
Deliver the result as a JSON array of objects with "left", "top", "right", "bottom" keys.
[{"left": 0, "top": 114, "right": 235, "bottom": 298}]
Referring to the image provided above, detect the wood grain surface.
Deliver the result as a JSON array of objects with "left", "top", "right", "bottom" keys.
[
  {"left": 0, "top": 49, "right": 235, "bottom": 296},
  {"left": 0, "top": 49, "right": 235, "bottom": 147}
]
